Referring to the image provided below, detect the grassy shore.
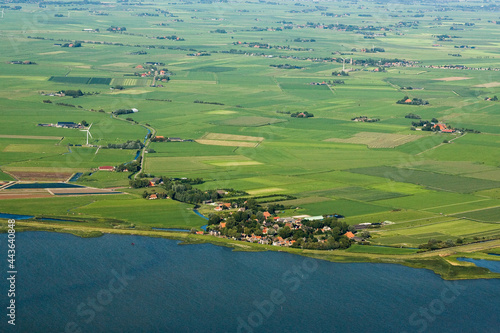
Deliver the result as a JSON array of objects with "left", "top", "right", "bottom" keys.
[{"left": 2, "top": 219, "right": 499, "bottom": 281}]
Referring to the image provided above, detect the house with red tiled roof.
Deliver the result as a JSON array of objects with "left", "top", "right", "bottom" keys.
[
  {"left": 149, "top": 194, "right": 157, "bottom": 200},
  {"left": 434, "top": 123, "right": 447, "bottom": 131},
  {"left": 220, "top": 222, "right": 226, "bottom": 228},
  {"left": 345, "top": 231, "right": 355, "bottom": 239},
  {"left": 99, "top": 166, "right": 115, "bottom": 171},
  {"left": 263, "top": 211, "right": 271, "bottom": 219}
]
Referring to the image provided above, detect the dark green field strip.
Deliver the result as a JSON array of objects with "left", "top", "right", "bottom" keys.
[
  {"left": 327, "top": 186, "right": 408, "bottom": 202},
  {"left": 453, "top": 206, "right": 500, "bottom": 222},
  {"left": 48, "top": 76, "right": 112, "bottom": 85},
  {"left": 348, "top": 166, "right": 500, "bottom": 193},
  {"left": 49, "top": 76, "right": 91, "bottom": 84}
]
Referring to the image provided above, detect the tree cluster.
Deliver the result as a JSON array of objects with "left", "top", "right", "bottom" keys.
[
  {"left": 291, "top": 111, "right": 314, "bottom": 118},
  {"left": 405, "top": 113, "right": 421, "bottom": 119},
  {"left": 113, "top": 109, "right": 136, "bottom": 115},
  {"left": 107, "top": 140, "right": 144, "bottom": 150},
  {"left": 397, "top": 96, "right": 429, "bottom": 105}
]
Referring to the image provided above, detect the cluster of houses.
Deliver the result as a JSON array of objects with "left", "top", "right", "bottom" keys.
[
  {"left": 8, "top": 60, "right": 36, "bottom": 65},
  {"left": 206, "top": 214, "right": 361, "bottom": 247},
  {"left": 351, "top": 116, "right": 380, "bottom": 122},
  {"left": 433, "top": 123, "right": 455, "bottom": 133},
  {"left": 37, "top": 122, "right": 84, "bottom": 129}
]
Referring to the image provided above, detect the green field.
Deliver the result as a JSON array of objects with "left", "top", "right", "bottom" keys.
[{"left": 0, "top": 0, "right": 499, "bottom": 256}]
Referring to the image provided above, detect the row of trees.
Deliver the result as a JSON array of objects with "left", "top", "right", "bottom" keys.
[
  {"left": 113, "top": 109, "right": 136, "bottom": 115},
  {"left": 291, "top": 111, "right": 314, "bottom": 118},
  {"left": 107, "top": 140, "right": 144, "bottom": 149}
]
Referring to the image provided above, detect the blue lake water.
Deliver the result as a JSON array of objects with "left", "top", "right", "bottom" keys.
[
  {"left": 0, "top": 232, "right": 499, "bottom": 333},
  {"left": 458, "top": 257, "right": 500, "bottom": 273}
]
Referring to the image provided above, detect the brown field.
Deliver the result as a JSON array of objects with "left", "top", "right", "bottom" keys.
[
  {"left": 0, "top": 193, "right": 52, "bottom": 200},
  {"left": 8, "top": 171, "right": 74, "bottom": 181},
  {"left": 201, "top": 133, "right": 264, "bottom": 142},
  {"left": 196, "top": 139, "right": 258, "bottom": 147},
  {"left": 0, "top": 189, "right": 52, "bottom": 200},
  {"left": 433, "top": 77, "right": 471, "bottom": 81},
  {"left": 324, "top": 132, "right": 422, "bottom": 148},
  {"left": 473, "top": 82, "right": 500, "bottom": 88},
  {"left": 0, "top": 135, "right": 62, "bottom": 140}
]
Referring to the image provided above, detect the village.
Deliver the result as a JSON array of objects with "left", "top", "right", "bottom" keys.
[{"left": 202, "top": 201, "right": 374, "bottom": 249}]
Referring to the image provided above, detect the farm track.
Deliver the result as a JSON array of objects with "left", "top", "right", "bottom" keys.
[{"left": 416, "top": 132, "right": 467, "bottom": 156}]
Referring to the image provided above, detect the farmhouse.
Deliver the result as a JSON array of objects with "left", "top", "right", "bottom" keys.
[{"left": 344, "top": 231, "right": 355, "bottom": 239}]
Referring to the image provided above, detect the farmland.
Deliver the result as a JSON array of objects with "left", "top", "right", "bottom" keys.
[{"left": 0, "top": 0, "right": 499, "bottom": 277}]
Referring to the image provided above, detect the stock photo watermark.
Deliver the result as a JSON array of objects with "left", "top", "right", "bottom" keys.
[
  {"left": 6, "top": 219, "right": 17, "bottom": 326},
  {"left": 403, "top": 280, "right": 467, "bottom": 333},
  {"left": 64, "top": 266, "right": 135, "bottom": 333},
  {"left": 236, "top": 257, "right": 318, "bottom": 333}
]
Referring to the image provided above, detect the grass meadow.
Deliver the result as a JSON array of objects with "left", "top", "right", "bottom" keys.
[{"left": 0, "top": 0, "right": 499, "bottom": 249}]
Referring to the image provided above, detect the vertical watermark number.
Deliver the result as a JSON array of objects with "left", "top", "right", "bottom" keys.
[{"left": 6, "top": 219, "right": 16, "bottom": 326}]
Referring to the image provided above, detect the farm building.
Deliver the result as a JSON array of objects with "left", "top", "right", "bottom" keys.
[
  {"left": 56, "top": 122, "right": 80, "bottom": 128},
  {"left": 344, "top": 231, "right": 355, "bottom": 239},
  {"left": 99, "top": 166, "right": 115, "bottom": 171}
]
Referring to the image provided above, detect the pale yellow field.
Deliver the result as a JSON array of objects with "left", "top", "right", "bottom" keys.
[
  {"left": 196, "top": 139, "right": 258, "bottom": 147},
  {"left": 473, "top": 82, "right": 500, "bottom": 88},
  {"left": 434, "top": 77, "right": 471, "bottom": 81},
  {"left": 247, "top": 187, "right": 285, "bottom": 195},
  {"left": 324, "top": 132, "right": 421, "bottom": 148},
  {"left": 202, "top": 132, "right": 264, "bottom": 142},
  {"left": 206, "top": 110, "right": 237, "bottom": 115},
  {"left": 38, "top": 51, "right": 67, "bottom": 55},
  {"left": 207, "top": 161, "right": 262, "bottom": 167}
]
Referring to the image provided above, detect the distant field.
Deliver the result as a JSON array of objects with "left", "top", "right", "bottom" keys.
[
  {"left": 434, "top": 77, "right": 471, "bottom": 81},
  {"left": 0, "top": 135, "right": 62, "bottom": 140},
  {"left": 214, "top": 116, "right": 287, "bottom": 127},
  {"left": 453, "top": 206, "right": 500, "bottom": 222},
  {"left": 349, "top": 166, "right": 500, "bottom": 193},
  {"left": 48, "top": 77, "right": 112, "bottom": 85},
  {"left": 202, "top": 133, "right": 264, "bottom": 142},
  {"left": 325, "top": 132, "right": 422, "bottom": 148},
  {"left": 196, "top": 139, "right": 258, "bottom": 147}
]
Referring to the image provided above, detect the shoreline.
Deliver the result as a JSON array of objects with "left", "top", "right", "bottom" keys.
[{"left": 1, "top": 219, "right": 499, "bottom": 281}]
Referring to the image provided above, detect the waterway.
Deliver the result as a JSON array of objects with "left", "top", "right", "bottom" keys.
[
  {"left": 0, "top": 232, "right": 499, "bottom": 332},
  {"left": 457, "top": 257, "right": 500, "bottom": 273}
]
